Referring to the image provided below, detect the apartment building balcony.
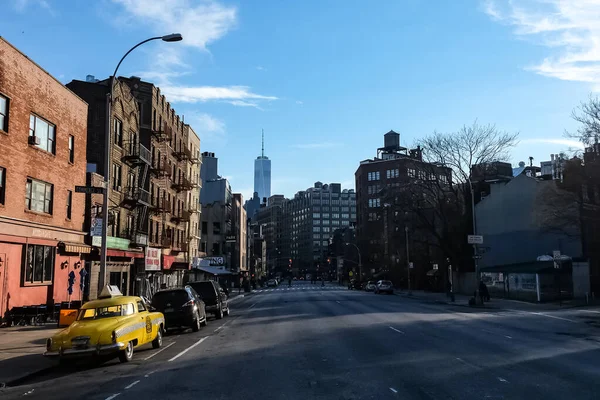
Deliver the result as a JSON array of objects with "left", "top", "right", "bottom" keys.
[
  {"left": 121, "top": 142, "right": 151, "bottom": 167},
  {"left": 150, "top": 197, "right": 172, "bottom": 215},
  {"left": 121, "top": 229, "right": 148, "bottom": 247},
  {"left": 151, "top": 123, "right": 173, "bottom": 142},
  {"left": 121, "top": 186, "right": 151, "bottom": 209},
  {"left": 170, "top": 211, "right": 191, "bottom": 225},
  {"left": 149, "top": 235, "right": 172, "bottom": 249},
  {"left": 171, "top": 175, "right": 195, "bottom": 192},
  {"left": 172, "top": 241, "right": 189, "bottom": 253},
  {"left": 190, "top": 151, "right": 201, "bottom": 165},
  {"left": 150, "top": 158, "right": 171, "bottom": 178},
  {"left": 172, "top": 145, "right": 192, "bottom": 162},
  {"left": 187, "top": 202, "right": 200, "bottom": 214}
]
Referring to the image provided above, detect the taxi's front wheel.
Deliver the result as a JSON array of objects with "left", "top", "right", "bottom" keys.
[
  {"left": 152, "top": 327, "right": 163, "bottom": 349},
  {"left": 119, "top": 341, "right": 133, "bottom": 363}
]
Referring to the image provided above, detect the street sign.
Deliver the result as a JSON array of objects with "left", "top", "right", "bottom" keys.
[
  {"left": 75, "top": 185, "right": 105, "bottom": 194},
  {"left": 468, "top": 235, "right": 484, "bottom": 245},
  {"left": 472, "top": 255, "right": 483, "bottom": 260},
  {"left": 409, "top": 262, "right": 414, "bottom": 269},
  {"left": 225, "top": 235, "right": 236, "bottom": 243}
]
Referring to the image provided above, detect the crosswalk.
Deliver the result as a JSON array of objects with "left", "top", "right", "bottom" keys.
[{"left": 254, "top": 286, "right": 346, "bottom": 293}]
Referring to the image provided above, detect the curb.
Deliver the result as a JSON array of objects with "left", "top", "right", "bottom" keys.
[{"left": 394, "top": 292, "right": 495, "bottom": 309}]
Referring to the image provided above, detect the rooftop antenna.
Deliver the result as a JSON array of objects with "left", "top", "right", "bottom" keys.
[{"left": 262, "top": 129, "right": 265, "bottom": 157}]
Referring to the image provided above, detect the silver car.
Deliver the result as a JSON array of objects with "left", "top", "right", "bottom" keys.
[
  {"left": 365, "top": 281, "right": 377, "bottom": 292},
  {"left": 375, "top": 280, "right": 394, "bottom": 294}
]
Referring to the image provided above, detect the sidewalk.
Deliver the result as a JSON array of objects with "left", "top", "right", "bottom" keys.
[
  {"left": 394, "top": 289, "right": 600, "bottom": 312},
  {"left": 0, "top": 324, "right": 59, "bottom": 386}
]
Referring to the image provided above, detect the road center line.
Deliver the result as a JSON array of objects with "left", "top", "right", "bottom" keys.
[
  {"left": 169, "top": 336, "right": 209, "bottom": 362},
  {"left": 504, "top": 335, "right": 513, "bottom": 339},
  {"left": 124, "top": 380, "right": 140, "bottom": 390},
  {"left": 105, "top": 394, "right": 121, "bottom": 400},
  {"left": 506, "top": 309, "right": 577, "bottom": 323},
  {"left": 336, "top": 301, "right": 341, "bottom": 304},
  {"left": 389, "top": 326, "right": 405, "bottom": 334},
  {"left": 578, "top": 309, "right": 600, "bottom": 314},
  {"left": 144, "top": 342, "right": 175, "bottom": 360},
  {"left": 497, "top": 377, "right": 508, "bottom": 383},
  {"left": 389, "top": 387, "right": 398, "bottom": 393},
  {"left": 249, "top": 303, "right": 257, "bottom": 309},
  {"left": 144, "top": 370, "right": 156, "bottom": 378}
]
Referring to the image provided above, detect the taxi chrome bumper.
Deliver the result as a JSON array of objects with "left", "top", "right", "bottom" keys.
[{"left": 44, "top": 342, "right": 124, "bottom": 358}]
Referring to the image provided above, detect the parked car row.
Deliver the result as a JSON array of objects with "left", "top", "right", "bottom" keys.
[
  {"left": 349, "top": 280, "right": 395, "bottom": 294},
  {"left": 44, "top": 280, "right": 231, "bottom": 365}
]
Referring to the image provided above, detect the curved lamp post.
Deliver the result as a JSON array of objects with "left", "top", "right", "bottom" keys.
[{"left": 99, "top": 34, "right": 183, "bottom": 292}]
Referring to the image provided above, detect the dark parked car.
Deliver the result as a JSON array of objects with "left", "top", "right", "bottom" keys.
[
  {"left": 151, "top": 286, "right": 207, "bottom": 332},
  {"left": 375, "top": 280, "right": 394, "bottom": 294},
  {"left": 187, "top": 281, "right": 230, "bottom": 319}
]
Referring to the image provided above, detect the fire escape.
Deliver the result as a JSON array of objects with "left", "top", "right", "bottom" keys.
[
  {"left": 149, "top": 122, "right": 174, "bottom": 249},
  {"left": 120, "top": 139, "right": 151, "bottom": 248}
]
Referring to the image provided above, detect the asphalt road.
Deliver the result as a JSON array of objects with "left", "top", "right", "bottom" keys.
[{"left": 2, "top": 281, "right": 600, "bottom": 399}]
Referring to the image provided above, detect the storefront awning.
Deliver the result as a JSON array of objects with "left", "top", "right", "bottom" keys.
[
  {"left": 170, "top": 262, "right": 190, "bottom": 270},
  {"left": 197, "top": 266, "right": 234, "bottom": 276},
  {"left": 58, "top": 241, "right": 91, "bottom": 254},
  {"left": 107, "top": 249, "right": 144, "bottom": 258}
]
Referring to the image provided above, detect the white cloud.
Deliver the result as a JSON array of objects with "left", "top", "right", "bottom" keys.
[
  {"left": 13, "top": 0, "right": 53, "bottom": 13},
  {"left": 161, "top": 85, "right": 277, "bottom": 104},
  {"left": 520, "top": 138, "right": 585, "bottom": 149},
  {"left": 187, "top": 112, "right": 226, "bottom": 142},
  {"left": 482, "top": 0, "right": 600, "bottom": 86},
  {"left": 295, "top": 100, "right": 304, "bottom": 105},
  {"left": 256, "top": 66, "right": 266, "bottom": 71},
  {"left": 111, "top": 0, "right": 236, "bottom": 50},
  {"left": 292, "top": 142, "right": 339, "bottom": 149}
]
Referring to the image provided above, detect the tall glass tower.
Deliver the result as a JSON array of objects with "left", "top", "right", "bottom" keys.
[{"left": 254, "top": 130, "right": 271, "bottom": 204}]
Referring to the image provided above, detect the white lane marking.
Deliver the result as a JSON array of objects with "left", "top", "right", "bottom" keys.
[
  {"left": 249, "top": 303, "right": 257, "bottom": 309},
  {"left": 144, "top": 342, "right": 175, "bottom": 360},
  {"left": 144, "top": 370, "right": 157, "bottom": 378},
  {"left": 124, "top": 380, "right": 140, "bottom": 390},
  {"left": 105, "top": 394, "right": 121, "bottom": 400},
  {"left": 389, "top": 387, "right": 398, "bottom": 394},
  {"left": 504, "top": 335, "right": 513, "bottom": 339},
  {"left": 23, "top": 389, "right": 35, "bottom": 395},
  {"left": 389, "top": 326, "right": 405, "bottom": 334},
  {"left": 578, "top": 309, "right": 600, "bottom": 314},
  {"left": 497, "top": 377, "right": 508, "bottom": 383},
  {"left": 506, "top": 309, "right": 577, "bottom": 323},
  {"left": 169, "top": 336, "right": 209, "bottom": 362},
  {"left": 336, "top": 301, "right": 341, "bottom": 304},
  {"left": 214, "top": 326, "right": 224, "bottom": 333}
]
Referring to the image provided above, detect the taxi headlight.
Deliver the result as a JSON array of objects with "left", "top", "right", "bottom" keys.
[{"left": 111, "top": 331, "right": 117, "bottom": 343}]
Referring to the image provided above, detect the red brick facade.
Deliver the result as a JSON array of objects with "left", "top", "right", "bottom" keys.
[{"left": 0, "top": 37, "right": 88, "bottom": 318}]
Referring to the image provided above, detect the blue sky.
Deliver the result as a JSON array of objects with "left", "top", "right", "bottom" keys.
[{"left": 2, "top": 0, "right": 596, "bottom": 199}]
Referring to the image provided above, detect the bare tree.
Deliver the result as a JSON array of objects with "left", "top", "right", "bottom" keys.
[
  {"left": 395, "top": 121, "right": 519, "bottom": 271},
  {"left": 569, "top": 96, "right": 600, "bottom": 146}
]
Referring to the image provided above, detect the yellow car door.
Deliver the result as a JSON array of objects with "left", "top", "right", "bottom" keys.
[{"left": 136, "top": 299, "right": 154, "bottom": 345}]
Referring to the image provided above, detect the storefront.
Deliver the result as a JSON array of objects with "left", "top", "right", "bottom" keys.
[{"left": 0, "top": 229, "right": 89, "bottom": 318}]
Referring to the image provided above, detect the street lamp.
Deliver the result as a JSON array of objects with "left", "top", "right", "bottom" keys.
[
  {"left": 99, "top": 34, "right": 183, "bottom": 292},
  {"left": 467, "top": 177, "right": 481, "bottom": 304},
  {"left": 345, "top": 242, "right": 362, "bottom": 281}
]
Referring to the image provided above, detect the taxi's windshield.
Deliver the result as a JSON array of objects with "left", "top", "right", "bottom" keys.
[{"left": 77, "top": 304, "right": 134, "bottom": 320}]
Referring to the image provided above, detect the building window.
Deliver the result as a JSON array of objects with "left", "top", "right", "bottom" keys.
[
  {"left": 29, "top": 114, "right": 56, "bottom": 154},
  {"left": 322, "top": 219, "right": 330, "bottom": 225},
  {"left": 0, "top": 93, "right": 8, "bottom": 132},
  {"left": 312, "top": 213, "right": 320, "bottom": 219},
  {"left": 323, "top": 227, "right": 330, "bottom": 233},
  {"left": 23, "top": 244, "right": 54, "bottom": 285},
  {"left": 408, "top": 168, "right": 416, "bottom": 178},
  {"left": 386, "top": 169, "right": 399, "bottom": 179},
  {"left": 313, "top": 226, "right": 320, "bottom": 232},
  {"left": 113, "top": 118, "right": 123, "bottom": 146},
  {"left": 323, "top": 213, "right": 330, "bottom": 219},
  {"left": 66, "top": 190, "right": 72, "bottom": 219},
  {"left": 368, "top": 171, "right": 380, "bottom": 181},
  {"left": 202, "top": 221, "right": 208, "bottom": 235},
  {"left": 25, "top": 178, "right": 53, "bottom": 214},
  {"left": 112, "top": 163, "right": 122, "bottom": 190},
  {"left": 341, "top": 220, "right": 349, "bottom": 226},
  {"left": 439, "top": 174, "right": 448, "bottom": 184},
  {"left": 368, "top": 198, "right": 381, "bottom": 208},
  {"left": 313, "top": 233, "right": 320, "bottom": 239},
  {"left": 68, "top": 135, "right": 74, "bottom": 163},
  {"left": 342, "top": 213, "right": 349, "bottom": 219},
  {"left": 213, "top": 222, "right": 221, "bottom": 234},
  {"left": 0, "top": 167, "right": 4, "bottom": 205}
]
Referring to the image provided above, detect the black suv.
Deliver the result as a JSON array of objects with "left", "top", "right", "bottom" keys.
[
  {"left": 151, "top": 286, "right": 207, "bottom": 332},
  {"left": 187, "top": 281, "right": 229, "bottom": 319}
]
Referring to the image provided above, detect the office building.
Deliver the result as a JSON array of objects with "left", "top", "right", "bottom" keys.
[{"left": 254, "top": 131, "right": 271, "bottom": 204}]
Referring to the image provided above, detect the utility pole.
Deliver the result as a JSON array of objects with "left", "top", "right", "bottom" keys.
[{"left": 405, "top": 226, "right": 411, "bottom": 295}]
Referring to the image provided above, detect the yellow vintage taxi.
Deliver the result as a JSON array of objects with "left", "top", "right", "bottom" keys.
[{"left": 44, "top": 286, "right": 165, "bottom": 363}]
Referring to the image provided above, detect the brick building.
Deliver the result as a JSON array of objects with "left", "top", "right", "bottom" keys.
[
  {"left": 122, "top": 78, "right": 200, "bottom": 291},
  {"left": 67, "top": 77, "right": 150, "bottom": 299},
  {"left": 0, "top": 37, "right": 89, "bottom": 316}
]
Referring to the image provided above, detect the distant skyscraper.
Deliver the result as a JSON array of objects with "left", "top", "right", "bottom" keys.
[{"left": 254, "top": 130, "right": 271, "bottom": 204}]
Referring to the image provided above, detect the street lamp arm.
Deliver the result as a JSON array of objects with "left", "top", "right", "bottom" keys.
[{"left": 111, "top": 37, "right": 163, "bottom": 85}]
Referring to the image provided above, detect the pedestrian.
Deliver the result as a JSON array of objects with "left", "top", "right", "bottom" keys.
[
  {"left": 446, "top": 279, "right": 452, "bottom": 298},
  {"left": 478, "top": 280, "right": 487, "bottom": 304}
]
